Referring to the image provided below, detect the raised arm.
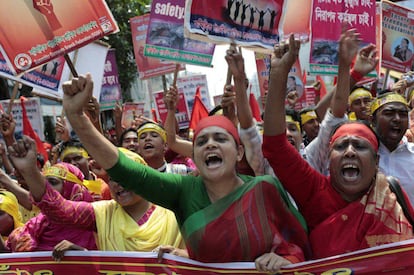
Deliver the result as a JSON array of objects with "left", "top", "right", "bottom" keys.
[
  {"left": 331, "top": 28, "right": 361, "bottom": 117},
  {"left": 62, "top": 74, "right": 118, "bottom": 170},
  {"left": 7, "top": 136, "right": 46, "bottom": 201},
  {"left": 264, "top": 35, "right": 300, "bottom": 136},
  {"left": 164, "top": 86, "right": 193, "bottom": 158},
  {"left": 225, "top": 46, "right": 254, "bottom": 129}
]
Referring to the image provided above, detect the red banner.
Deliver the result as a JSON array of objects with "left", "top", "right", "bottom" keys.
[
  {"left": 309, "top": 0, "right": 376, "bottom": 75},
  {"left": 2, "top": 240, "right": 414, "bottom": 274},
  {"left": 0, "top": 0, "right": 118, "bottom": 75}
]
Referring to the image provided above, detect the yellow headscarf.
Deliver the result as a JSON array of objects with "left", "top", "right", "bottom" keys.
[
  {"left": 300, "top": 110, "right": 318, "bottom": 126},
  {"left": 93, "top": 148, "right": 184, "bottom": 251},
  {"left": 371, "top": 93, "right": 408, "bottom": 114},
  {"left": 348, "top": 88, "right": 372, "bottom": 105},
  {"left": 286, "top": 115, "right": 300, "bottom": 131},
  {"left": 137, "top": 123, "right": 167, "bottom": 143},
  {"left": 0, "top": 189, "right": 23, "bottom": 231},
  {"left": 59, "top": 146, "right": 89, "bottom": 161},
  {"left": 43, "top": 165, "right": 83, "bottom": 185}
]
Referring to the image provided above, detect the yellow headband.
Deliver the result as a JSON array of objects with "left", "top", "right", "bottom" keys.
[
  {"left": 43, "top": 166, "right": 83, "bottom": 185},
  {"left": 119, "top": 147, "right": 147, "bottom": 165},
  {"left": 300, "top": 110, "right": 317, "bottom": 125},
  {"left": 137, "top": 123, "right": 167, "bottom": 143},
  {"left": 371, "top": 93, "right": 408, "bottom": 114},
  {"left": 286, "top": 115, "right": 300, "bottom": 131},
  {"left": 0, "top": 189, "right": 23, "bottom": 230},
  {"left": 348, "top": 88, "right": 372, "bottom": 105},
  {"left": 60, "top": 147, "right": 89, "bottom": 161}
]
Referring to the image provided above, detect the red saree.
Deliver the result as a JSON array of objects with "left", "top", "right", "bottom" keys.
[
  {"left": 310, "top": 175, "right": 414, "bottom": 259},
  {"left": 181, "top": 175, "right": 311, "bottom": 263}
]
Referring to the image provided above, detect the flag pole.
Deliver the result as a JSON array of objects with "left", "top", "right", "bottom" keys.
[
  {"left": 64, "top": 54, "right": 78, "bottom": 78},
  {"left": 7, "top": 81, "right": 20, "bottom": 115}
]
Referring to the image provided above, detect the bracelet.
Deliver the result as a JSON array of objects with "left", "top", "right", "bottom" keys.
[{"left": 350, "top": 69, "right": 364, "bottom": 82}]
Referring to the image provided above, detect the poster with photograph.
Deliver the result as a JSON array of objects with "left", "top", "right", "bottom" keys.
[
  {"left": 144, "top": 0, "right": 215, "bottom": 66},
  {"left": 130, "top": 14, "right": 183, "bottom": 79},
  {"left": 381, "top": 0, "right": 414, "bottom": 73},
  {"left": 185, "top": 0, "right": 286, "bottom": 52}
]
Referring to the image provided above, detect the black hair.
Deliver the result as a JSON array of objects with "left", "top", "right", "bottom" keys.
[
  {"left": 299, "top": 106, "right": 316, "bottom": 115},
  {"left": 118, "top": 127, "right": 137, "bottom": 146},
  {"left": 286, "top": 108, "right": 301, "bottom": 123},
  {"left": 58, "top": 139, "right": 85, "bottom": 157},
  {"left": 402, "top": 38, "right": 410, "bottom": 45}
]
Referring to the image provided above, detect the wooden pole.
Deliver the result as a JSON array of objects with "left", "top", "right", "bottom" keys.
[
  {"left": 64, "top": 53, "right": 78, "bottom": 78},
  {"left": 7, "top": 81, "right": 20, "bottom": 115}
]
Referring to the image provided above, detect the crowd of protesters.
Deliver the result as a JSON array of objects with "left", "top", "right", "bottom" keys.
[{"left": 1, "top": 27, "right": 414, "bottom": 274}]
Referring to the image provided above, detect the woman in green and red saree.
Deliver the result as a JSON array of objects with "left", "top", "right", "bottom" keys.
[{"left": 43, "top": 75, "right": 311, "bottom": 273}]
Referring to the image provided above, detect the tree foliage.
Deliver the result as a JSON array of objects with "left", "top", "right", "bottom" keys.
[{"left": 104, "top": 0, "right": 150, "bottom": 101}]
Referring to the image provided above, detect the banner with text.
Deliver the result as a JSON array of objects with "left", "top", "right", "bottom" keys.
[
  {"left": 177, "top": 74, "right": 212, "bottom": 112},
  {"left": 0, "top": 97, "right": 44, "bottom": 141},
  {"left": 144, "top": 0, "right": 215, "bottom": 66},
  {"left": 130, "top": 14, "right": 183, "bottom": 79},
  {"left": 100, "top": 49, "right": 122, "bottom": 111},
  {"left": 153, "top": 90, "right": 190, "bottom": 128},
  {"left": 2, "top": 241, "right": 414, "bottom": 274},
  {"left": 121, "top": 102, "right": 146, "bottom": 129},
  {"left": 381, "top": 0, "right": 414, "bottom": 73},
  {"left": 309, "top": 0, "right": 376, "bottom": 75},
  {"left": 0, "top": 0, "right": 118, "bottom": 75},
  {"left": 0, "top": 42, "right": 108, "bottom": 102}
]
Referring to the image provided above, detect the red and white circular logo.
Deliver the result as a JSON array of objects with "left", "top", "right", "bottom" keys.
[{"left": 14, "top": 53, "right": 32, "bottom": 71}]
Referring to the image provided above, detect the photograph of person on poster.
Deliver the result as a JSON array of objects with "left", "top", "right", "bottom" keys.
[{"left": 393, "top": 37, "right": 414, "bottom": 62}]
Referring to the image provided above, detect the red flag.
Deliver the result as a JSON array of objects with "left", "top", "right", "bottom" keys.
[
  {"left": 189, "top": 87, "right": 209, "bottom": 131},
  {"left": 302, "top": 70, "right": 307, "bottom": 86},
  {"left": 316, "top": 75, "right": 328, "bottom": 99},
  {"left": 249, "top": 93, "right": 263, "bottom": 123},
  {"left": 151, "top": 108, "right": 158, "bottom": 123},
  {"left": 20, "top": 97, "right": 48, "bottom": 162}
]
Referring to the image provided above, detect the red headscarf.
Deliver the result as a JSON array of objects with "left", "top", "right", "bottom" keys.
[
  {"left": 330, "top": 123, "right": 378, "bottom": 152},
  {"left": 193, "top": 115, "right": 240, "bottom": 145}
]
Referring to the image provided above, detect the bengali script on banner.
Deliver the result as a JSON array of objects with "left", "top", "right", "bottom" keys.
[
  {"left": 0, "top": 0, "right": 118, "bottom": 75},
  {"left": 2, "top": 241, "right": 414, "bottom": 275},
  {"left": 130, "top": 14, "right": 183, "bottom": 79},
  {"left": 144, "top": 0, "right": 215, "bottom": 67},
  {"left": 309, "top": 0, "right": 376, "bottom": 75}
]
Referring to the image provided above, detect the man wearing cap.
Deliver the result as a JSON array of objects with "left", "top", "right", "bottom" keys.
[
  {"left": 348, "top": 86, "right": 373, "bottom": 121},
  {"left": 371, "top": 92, "right": 414, "bottom": 205},
  {"left": 137, "top": 121, "right": 192, "bottom": 175},
  {"left": 299, "top": 107, "right": 320, "bottom": 146}
]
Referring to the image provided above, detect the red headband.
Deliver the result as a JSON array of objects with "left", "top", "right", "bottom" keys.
[
  {"left": 193, "top": 115, "right": 240, "bottom": 145},
  {"left": 330, "top": 123, "right": 378, "bottom": 152}
]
